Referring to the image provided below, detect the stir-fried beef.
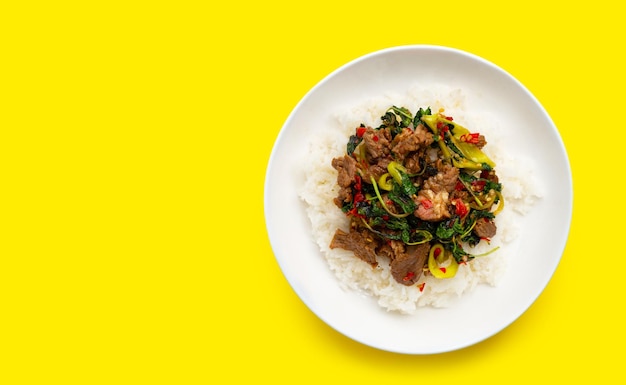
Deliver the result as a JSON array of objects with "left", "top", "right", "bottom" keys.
[
  {"left": 473, "top": 218, "right": 497, "bottom": 239},
  {"left": 330, "top": 226, "right": 380, "bottom": 267},
  {"left": 358, "top": 157, "right": 391, "bottom": 184},
  {"left": 362, "top": 127, "right": 391, "bottom": 160},
  {"left": 333, "top": 187, "right": 352, "bottom": 209},
  {"left": 414, "top": 123, "right": 434, "bottom": 145},
  {"left": 390, "top": 243, "right": 430, "bottom": 286},
  {"left": 424, "top": 162, "right": 459, "bottom": 193},
  {"left": 391, "top": 124, "right": 434, "bottom": 161},
  {"left": 414, "top": 189, "right": 451, "bottom": 221},
  {"left": 332, "top": 155, "right": 357, "bottom": 188},
  {"left": 328, "top": 106, "right": 502, "bottom": 285},
  {"left": 403, "top": 152, "right": 422, "bottom": 174},
  {"left": 331, "top": 155, "right": 357, "bottom": 208}
]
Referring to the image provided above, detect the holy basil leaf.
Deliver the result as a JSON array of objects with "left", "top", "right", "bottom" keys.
[
  {"left": 387, "top": 106, "right": 413, "bottom": 128},
  {"left": 471, "top": 209, "right": 495, "bottom": 220},
  {"left": 346, "top": 134, "right": 362, "bottom": 156},
  {"left": 435, "top": 218, "right": 465, "bottom": 240},
  {"left": 484, "top": 180, "right": 502, "bottom": 192},
  {"left": 450, "top": 241, "right": 471, "bottom": 263},
  {"left": 413, "top": 107, "right": 431, "bottom": 127},
  {"left": 359, "top": 200, "right": 387, "bottom": 219},
  {"left": 462, "top": 232, "right": 481, "bottom": 247},
  {"left": 388, "top": 190, "right": 416, "bottom": 215},
  {"left": 379, "top": 111, "right": 398, "bottom": 129},
  {"left": 435, "top": 222, "right": 455, "bottom": 240},
  {"left": 458, "top": 171, "right": 476, "bottom": 184},
  {"left": 400, "top": 172, "right": 417, "bottom": 196}
]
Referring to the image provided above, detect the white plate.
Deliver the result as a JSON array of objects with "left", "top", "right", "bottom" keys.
[{"left": 264, "top": 45, "right": 572, "bottom": 354}]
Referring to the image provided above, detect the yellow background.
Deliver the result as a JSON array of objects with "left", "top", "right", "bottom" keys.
[{"left": 1, "top": 1, "right": 622, "bottom": 383}]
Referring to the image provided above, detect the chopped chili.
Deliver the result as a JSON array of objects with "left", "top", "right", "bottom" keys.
[
  {"left": 436, "top": 122, "right": 450, "bottom": 141},
  {"left": 354, "top": 175, "right": 362, "bottom": 191},
  {"left": 460, "top": 132, "right": 480, "bottom": 144},
  {"left": 347, "top": 207, "right": 362, "bottom": 218},
  {"left": 454, "top": 199, "right": 468, "bottom": 217},
  {"left": 472, "top": 180, "right": 486, "bottom": 191}
]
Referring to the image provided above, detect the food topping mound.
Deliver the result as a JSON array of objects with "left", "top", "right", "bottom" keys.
[{"left": 329, "top": 106, "right": 504, "bottom": 286}]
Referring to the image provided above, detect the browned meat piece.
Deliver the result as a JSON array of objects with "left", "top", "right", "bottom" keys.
[
  {"left": 359, "top": 157, "right": 391, "bottom": 185},
  {"left": 413, "top": 189, "right": 451, "bottom": 221},
  {"left": 333, "top": 186, "right": 352, "bottom": 209},
  {"left": 331, "top": 155, "right": 357, "bottom": 188},
  {"left": 330, "top": 227, "right": 380, "bottom": 267},
  {"left": 473, "top": 218, "right": 497, "bottom": 239},
  {"left": 376, "top": 240, "right": 394, "bottom": 261},
  {"left": 404, "top": 151, "right": 423, "bottom": 174},
  {"left": 413, "top": 124, "right": 434, "bottom": 146},
  {"left": 390, "top": 242, "right": 430, "bottom": 285},
  {"left": 362, "top": 127, "right": 391, "bottom": 160},
  {"left": 390, "top": 124, "right": 433, "bottom": 161},
  {"left": 423, "top": 162, "right": 459, "bottom": 193},
  {"left": 388, "top": 239, "right": 405, "bottom": 260},
  {"left": 391, "top": 128, "right": 420, "bottom": 160}
]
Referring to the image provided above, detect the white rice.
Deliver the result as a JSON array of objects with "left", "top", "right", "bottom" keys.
[{"left": 298, "top": 86, "right": 542, "bottom": 314}]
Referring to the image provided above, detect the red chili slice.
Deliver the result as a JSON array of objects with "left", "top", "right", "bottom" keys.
[
  {"left": 454, "top": 199, "right": 468, "bottom": 217},
  {"left": 460, "top": 132, "right": 480, "bottom": 144}
]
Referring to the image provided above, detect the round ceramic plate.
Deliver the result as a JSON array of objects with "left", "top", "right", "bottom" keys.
[{"left": 264, "top": 45, "right": 572, "bottom": 354}]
